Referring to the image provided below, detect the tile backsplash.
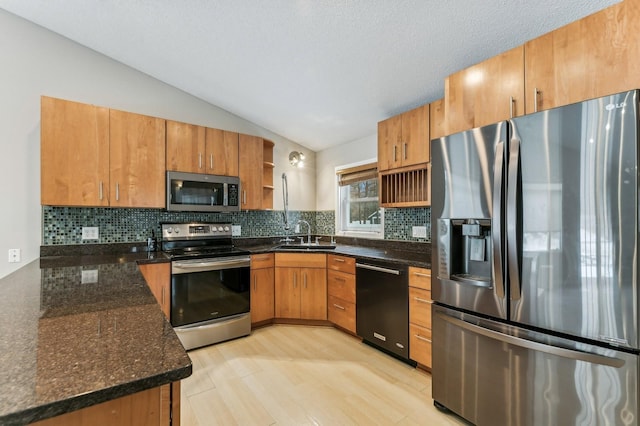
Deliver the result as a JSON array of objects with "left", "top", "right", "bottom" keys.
[{"left": 42, "top": 206, "right": 431, "bottom": 245}]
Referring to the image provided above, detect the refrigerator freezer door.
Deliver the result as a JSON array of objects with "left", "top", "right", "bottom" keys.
[
  {"left": 432, "top": 306, "right": 638, "bottom": 426},
  {"left": 511, "top": 90, "right": 639, "bottom": 349},
  {"left": 431, "top": 122, "right": 508, "bottom": 319}
]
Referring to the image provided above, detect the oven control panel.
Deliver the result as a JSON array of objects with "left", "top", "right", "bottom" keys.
[{"left": 162, "top": 223, "right": 232, "bottom": 239}]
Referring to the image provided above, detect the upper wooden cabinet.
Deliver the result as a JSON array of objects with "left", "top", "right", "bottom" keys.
[
  {"left": 378, "top": 103, "right": 430, "bottom": 172},
  {"left": 238, "top": 134, "right": 274, "bottom": 210},
  {"left": 41, "top": 96, "right": 110, "bottom": 207},
  {"left": 109, "top": 109, "right": 166, "bottom": 208},
  {"left": 445, "top": 45, "right": 524, "bottom": 135},
  {"left": 429, "top": 98, "right": 445, "bottom": 141},
  {"left": 524, "top": 0, "right": 640, "bottom": 113},
  {"left": 166, "top": 120, "right": 239, "bottom": 176},
  {"left": 41, "top": 97, "right": 166, "bottom": 208}
]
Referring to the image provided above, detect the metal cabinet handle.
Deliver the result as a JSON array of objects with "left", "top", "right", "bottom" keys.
[
  {"left": 413, "top": 297, "right": 433, "bottom": 304},
  {"left": 334, "top": 276, "right": 346, "bottom": 282},
  {"left": 243, "top": 190, "right": 247, "bottom": 205},
  {"left": 333, "top": 303, "right": 346, "bottom": 310},
  {"left": 393, "top": 145, "right": 397, "bottom": 162},
  {"left": 99, "top": 181, "right": 103, "bottom": 200},
  {"left": 253, "top": 275, "right": 257, "bottom": 291},
  {"left": 199, "top": 153, "right": 203, "bottom": 169},
  {"left": 161, "top": 287, "right": 165, "bottom": 305},
  {"left": 413, "top": 272, "right": 430, "bottom": 278},
  {"left": 115, "top": 183, "right": 120, "bottom": 201},
  {"left": 534, "top": 88, "right": 540, "bottom": 113},
  {"left": 414, "top": 334, "right": 431, "bottom": 343},
  {"left": 509, "top": 96, "right": 515, "bottom": 118},
  {"left": 210, "top": 154, "right": 213, "bottom": 170},
  {"left": 403, "top": 143, "right": 407, "bottom": 160},
  {"left": 356, "top": 263, "right": 400, "bottom": 275},
  {"left": 304, "top": 273, "right": 307, "bottom": 288},
  {"left": 293, "top": 272, "right": 297, "bottom": 288},
  {"left": 333, "top": 258, "right": 345, "bottom": 263}
]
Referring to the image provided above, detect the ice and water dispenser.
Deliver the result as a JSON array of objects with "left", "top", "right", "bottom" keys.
[{"left": 437, "top": 218, "right": 493, "bottom": 287}]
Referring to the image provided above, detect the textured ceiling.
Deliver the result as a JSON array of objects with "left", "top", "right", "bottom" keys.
[{"left": 0, "top": 0, "right": 620, "bottom": 151}]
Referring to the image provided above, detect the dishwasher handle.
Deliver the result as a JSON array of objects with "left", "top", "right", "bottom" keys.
[{"left": 356, "top": 263, "right": 401, "bottom": 275}]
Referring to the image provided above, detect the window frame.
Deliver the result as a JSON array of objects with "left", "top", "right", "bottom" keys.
[{"left": 335, "top": 159, "right": 384, "bottom": 239}]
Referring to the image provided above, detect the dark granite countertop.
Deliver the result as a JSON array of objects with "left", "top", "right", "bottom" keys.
[
  {"left": 235, "top": 237, "right": 431, "bottom": 268},
  {"left": 0, "top": 254, "right": 190, "bottom": 425}
]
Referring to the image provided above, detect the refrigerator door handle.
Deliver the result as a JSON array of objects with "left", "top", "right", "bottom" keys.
[
  {"left": 439, "top": 313, "right": 625, "bottom": 368},
  {"left": 507, "top": 137, "right": 521, "bottom": 300},
  {"left": 492, "top": 141, "right": 505, "bottom": 299}
]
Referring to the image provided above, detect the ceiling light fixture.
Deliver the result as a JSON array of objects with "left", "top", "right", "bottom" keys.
[{"left": 289, "top": 151, "right": 305, "bottom": 168}]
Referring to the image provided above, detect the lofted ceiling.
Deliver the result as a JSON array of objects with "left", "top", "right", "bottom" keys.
[{"left": 0, "top": 0, "right": 620, "bottom": 151}]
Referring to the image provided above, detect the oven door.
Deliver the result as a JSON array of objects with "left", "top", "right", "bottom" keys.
[{"left": 171, "top": 256, "right": 250, "bottom": 327}]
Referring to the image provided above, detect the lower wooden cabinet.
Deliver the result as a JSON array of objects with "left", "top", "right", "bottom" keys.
[
  {"left": 274, "top": 253, "right": 327, "bottom": 320},
  {"left": 408, "top": 266, "right": 432, "bottom": 368},
  {"left": 250, "top": 253, "right": 275, "bottom": 324},
  {"left": 31, "top": 383, "right": 180, "bottom": 426},
  {"left": 326, "top": 254, "right": 356, "bottom": 333},
  {"left": 139, "top": 262, "right": 171, "bottom": 318}
]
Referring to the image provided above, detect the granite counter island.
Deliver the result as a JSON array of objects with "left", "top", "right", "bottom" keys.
[{"left": 0, "top": 254, "right": 191, "bottom": 425}]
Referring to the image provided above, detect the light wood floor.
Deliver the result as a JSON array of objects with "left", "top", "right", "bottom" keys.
[{"left": 180, "top": 324, "right": 466, "bottom": 425}]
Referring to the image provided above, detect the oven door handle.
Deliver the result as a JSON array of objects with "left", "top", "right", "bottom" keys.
[{"left": 172, "top": 256, "right": 251, "bottom": 274}]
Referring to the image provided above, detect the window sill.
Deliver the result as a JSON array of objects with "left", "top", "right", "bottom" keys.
[{"left": 336, "top": 230, "right": 384, "bottom": 240}]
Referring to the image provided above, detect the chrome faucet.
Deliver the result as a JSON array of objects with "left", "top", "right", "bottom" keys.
[{"left": 297, "top": 220, "right": 311, "bottom": 244}]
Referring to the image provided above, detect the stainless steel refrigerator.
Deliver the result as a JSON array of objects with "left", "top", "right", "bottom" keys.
[{"left": 430, "top": 90, "right": 639, "bottom": 426}]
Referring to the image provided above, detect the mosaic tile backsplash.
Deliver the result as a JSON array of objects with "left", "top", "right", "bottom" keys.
[{"left": 42, "top": 206, "right": 431, "bottom": 245}]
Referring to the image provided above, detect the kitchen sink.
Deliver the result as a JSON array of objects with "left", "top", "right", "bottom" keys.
[{"left": 276, "top": 243, "right": 336, "bottom": 250}]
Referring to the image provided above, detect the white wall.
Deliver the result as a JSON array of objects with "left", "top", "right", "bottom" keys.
[
  {"left": 0, "top": 9, "right": 314, "bottom": 279},
  {"left": 315, "top": 134, "right": 377, "bottom": 211}
]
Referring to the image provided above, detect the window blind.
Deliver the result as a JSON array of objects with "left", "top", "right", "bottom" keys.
[{"left": 337, "top": 163, "right": 378, "bottom": 186}]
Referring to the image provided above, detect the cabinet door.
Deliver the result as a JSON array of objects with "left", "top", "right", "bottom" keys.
[
  {"left": 401, "top": 104, "right": 430, "bottom": 167},
  {"left": 206, "top": 128, "right": 239, "bottom": 176},
  {"left": 251, "top": 267, "right": 275, "bottom": 323},
  {"left": 166, "top": 120, "right": 205, "bottom": 173},
  {"left": 377, "top": 115, "right": 402, "bottom": 171},
  {"left": 238, "top": 134, "right": 263, "bottom": 210},
  {"left": 274, "top": 267, "right": 300, "bottom": 318},
  {"left": 139, "top": 262, "right": 171, "bottom": 317},
  {"left": 524, "top": 1, "right": 640, "bottom": 113},
  {"left": 109, "top": 109, "right": 166, "bottom": 208},
  {"left": 445, "top": 45, "right": 524, "bottom": 135},
  {"left": 300, "top": 268, "right": 327, "bottom": 320},
  {"left": 41, "top": 96, "right": 110, "bottom": 206}
]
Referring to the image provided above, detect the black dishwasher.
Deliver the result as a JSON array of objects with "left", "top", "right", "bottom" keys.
[{"left": 356, "top": 259, "right": 410, "bottom": 361}]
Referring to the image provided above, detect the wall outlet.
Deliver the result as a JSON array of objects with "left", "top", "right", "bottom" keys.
[
  {"left": 294, "top": 224, "right": 301, "bottom": 233},
  {"left": 232, "top": 225, "right": 241, "bottom": 236},
  {"left": 8, "top": 249, "right": 20, "bottom": 263},
  {"left": 82, "top": 226, "right": 99, "bottom": 240},
  {"left": 81, "top": 269, "right": 99, "bottom": 284},
  {"left": 412, "top": 226, "right": 427, "bottom": 238}
]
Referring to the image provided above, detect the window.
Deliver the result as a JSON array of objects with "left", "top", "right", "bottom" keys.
[{"left": 336, "top": 161, "right": 383, "bottom": 238}]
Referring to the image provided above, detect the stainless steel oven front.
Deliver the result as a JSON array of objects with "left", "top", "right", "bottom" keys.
[{"left": 171, "top": 255, "right": 251, "bottom": 350}]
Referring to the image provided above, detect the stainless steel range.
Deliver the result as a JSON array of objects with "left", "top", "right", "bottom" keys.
[{"left": 161, "top": 222, "right": 251, "bottom": 350}]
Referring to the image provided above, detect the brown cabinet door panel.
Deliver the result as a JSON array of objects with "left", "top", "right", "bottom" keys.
[
  {"left": 251, "top": 267, "right": 275, "bottom": 323},
  {"left": 300, "top": 268, "right": 327, "bottom": 320},
  {"left": 409, "top": 287, "right": 432, "bottom": 329},
  {"left": 166, "top": 120, "right": 205, "bottom": 173},
  {"left": 275, "top": 268, "right": 300, "bottom": 318},
  {"left": 327, "top": 270, "right": 355, "bottom": 304},
  {"left": 328, "top": 295, "right": 356, "bottom": 333},
  {"left": 206, "top": 128, "right": 239, "bottom": 176},
  {"left": 409, "top": 323, "right": 432, "bottom": 368}
]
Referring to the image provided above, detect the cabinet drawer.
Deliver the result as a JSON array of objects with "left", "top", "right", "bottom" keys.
[
  {"left": 328, "top": 295, "right": 356, "bottom": 333},
  {"left": 327, "top": 270, "right": 355, "bottom": 303},
  {"left": 409, "top": 323, "right": 432, "bottom": 368},
  {"left": 327, "top": 254, "right": 355, "bottom": 274},
  {"left": 275, "top": 253, "right": 327, "bottom": 268},
  {"left": 408, "top": 266, "right": 431, "bottom": 290},
  {"left": 251, "top": 253, "right": 274, "bottom": 269},
  {"left": 409, "top": 287, "right": 432, "bottom": 329}
]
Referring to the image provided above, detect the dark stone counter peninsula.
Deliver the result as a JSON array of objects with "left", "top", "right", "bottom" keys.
[{"left": 0, "top": 249, "right": 191, "bottom": 425}]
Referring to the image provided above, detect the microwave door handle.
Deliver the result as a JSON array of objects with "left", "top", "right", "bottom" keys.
[
  {"left": 507, "top": 136, "right": 521, "bottom": 300},
  {"left": 492, "top": 141, "right": 505, "bottom": 299}
]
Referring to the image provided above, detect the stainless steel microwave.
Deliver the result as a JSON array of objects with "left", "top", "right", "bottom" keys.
[{"left": 166, "top": 171, "right": 240, "bottom": 212}]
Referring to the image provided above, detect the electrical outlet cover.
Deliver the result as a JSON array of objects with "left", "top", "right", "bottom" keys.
[
  {"left": 232, "top": 225, "right": 241, "bottom": 236},
  {"left": 412, "top": 226, "right": 427, "bottom": 238},
  {"left": 81, "top": 270, "right": 99, "bottom": 284},
  {"left": 82, "top": 227, "right": 99, "bottom": 240}
]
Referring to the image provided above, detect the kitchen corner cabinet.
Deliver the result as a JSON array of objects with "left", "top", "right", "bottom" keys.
[
  {"left": 166, "top": 121, "right": 239, "bottom": 176},
  {"left": 408, "top": 266, "right": 432, "bottom": 369},
  {"left": 327, "top": 254, "right": 356, "bottom": 333},
  {"left": 41, "top": 97, "right": 166, "bottom": 208},
  {"left": 139, "top": 262, "right": 171, "bottom": 318},
  {"left": 445, "top": 45, "right": 524, "bottom": 135},
  {"left": 378, "top": 103, "right": 430, "bottom": 172},
  {"left": 524, "top": 0, "right": 640, "bottom": 114},
  {"left": 41, "top": 96, "right": 110, "bottom": 206},
  {"left": 238, "top": 134, "right": 274, "bottom": 210},
  {"left": 251, "top": 253, "right": 275, "bottom": 324},
  {"left": 274, "top": 253, "right": 327, "bottom": 320}
]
